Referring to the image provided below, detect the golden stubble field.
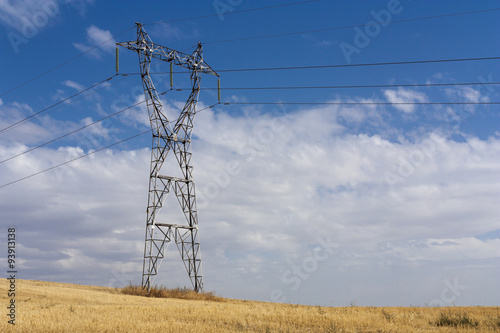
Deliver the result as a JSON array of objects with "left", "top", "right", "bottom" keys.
[{"left": 1, "top": 279, "right": 499, "bottom": 332}]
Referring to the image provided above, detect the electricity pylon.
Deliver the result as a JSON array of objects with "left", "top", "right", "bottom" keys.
[{"left": 117, "top": 23, "right": 218, "bottom": 292}]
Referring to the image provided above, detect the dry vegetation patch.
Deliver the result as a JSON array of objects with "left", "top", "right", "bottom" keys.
[{"left": 120, "top": 283, "right": 225, "bottom": 302}]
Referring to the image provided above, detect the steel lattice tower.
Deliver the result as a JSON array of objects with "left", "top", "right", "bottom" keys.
[{"left": 117, "top": 23, "right": 218, "bottom": 292}]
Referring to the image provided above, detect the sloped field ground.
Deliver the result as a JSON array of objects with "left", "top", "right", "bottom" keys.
[{"left": 1, "top": 279, "right": 499, "bottom": 332}]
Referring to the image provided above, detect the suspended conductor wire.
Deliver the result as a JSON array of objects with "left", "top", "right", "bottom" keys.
[
  {"left": 0, "top": 26, "right": 135, "bottom": 98},
  {"left": 0, "top": 129, "right": 151, "bottom": 190},
  {"left": 4, "top": 79, "right": 498, "bottom": 164},
  {"left": 174, "top": 81, "right": 500, "bottom": 92},
  {"left": 2, "top": 6, "right": 496, "bottom": 97},
  {"left": 144, "top": 0, "right": 319, "bottom": 25},
  {"left": 0, "top": 104, "right": 218, "bottom": 189},
  {"left": 2, "top": 95, "right": 498, "bottom": 189},
  {"left": 3, "top": 79, "right": 497, "bottom": 164},
  {"left": 204, "top": 7, "right": 500, "bottom": 44},
  {"left": 1, "top": 1, "right": 320, "bottom": 97},
  {"left": 213, "top": 56, "right": 500, "bottom": 73},
  {"left": 0, "top": 99, "right": 148, "bottom": 165},
  {"left": 223, "top": 101, "right": 500, "bottom": 106},
  {"left": 1, "top": 97, "right": 498, "bottom": 190},
  {"left": 0, "top": 87, "right": 180, "bottom": 164},
  {"left": 0, "top": 75, "right": 121, "bottom": 134},
  {"left": 135, "top": 55, "right": 500, "bottom": 76}
]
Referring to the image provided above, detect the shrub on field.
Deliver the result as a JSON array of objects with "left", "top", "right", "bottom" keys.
[
  {"left": 120, "top": 283, "right": 224, "bottom": 302},
  {"left": 432, "top": 312, "right": 479, "bottom": 328}
]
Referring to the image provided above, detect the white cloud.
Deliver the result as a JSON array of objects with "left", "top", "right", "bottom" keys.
[
  {"left": 0, "top": 0, "right": 94, "bottom": 34},
  {"left": 79, "top": 116, "right": 111, "bottom": 140},
  {"left": 302, "top": 34, "right": 333, "bottom": 47},
  {"left": 462, "top": 88, "right": 482, "bottom": 103},
  {"left": 73, "top": 24, "right": 116, "bottom": 58},
  {"left": 432, "top": 72, "right": 443, "bottom": 80},
  {"left": 0, "top": 0, "right": 53, "bottom": 30},
  {"left": 149, "top": 22, "right": 200, "bottom": 41},
  {"left": 444, "top": 86, "right": 490, "bottom": 114},
  {"left": 385, "top": 237, "right": 500, "bottom": 262},
  {"left": 115, "top": 93, "right": 149, "bottom": 127},
  {"left": 383, "top": 88, "right": 428, "bottom": 113},
  {"left": 65, "top": 0, "right": 95, "bottom": 16},
  {"left": 86, "top": 25, "right": 115, "bottom": 51},
  {"left": 1, "top": 98, "right": 499, "bottom": 306},
  {"left": 63, "top": 80, "right": 85, "bottom": 91},
  {"left": 445, "top": 86, "right": 490, "bottom": 104},
  {"left": 0, "top": 100, "right": 50, "bottom": 145}
]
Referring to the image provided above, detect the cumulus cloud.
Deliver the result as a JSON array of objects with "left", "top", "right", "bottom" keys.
[
  {"left": 0, "top": 0, "right": 55, "bottom": 30},
  {"left": 79, "top": 116, "right": 112, "bottom": 141},
  {"left": 63, "top": 80, "right": 85, "bottom": 91},
  {"left": 1, "top": 97, "right": 499, "bottom": 306},
  {"left": 445, "top": 86, "right": 490, "bottom": 114},
  {"left": 0, "top": 100, "right": 50, "bottom": 145},
  {"left": 149, "top": 22, "right": 200, "bottom": 41},
  {"left": 302, "top": 34, "right": 333, "bottom": 47},
  {"left": 0, "top": 0, "right": 94, "bottom": 33},
  {"left": 73, "top": 25, "right": 116, "bottom": 58},
  {"left": 383, "top": 88, "right": 428, "bottom": 113},
  {"left": 384, "top": 237, "right": 500, "bottom": 262}
]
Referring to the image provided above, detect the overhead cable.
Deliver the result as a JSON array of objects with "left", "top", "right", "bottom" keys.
[
  {"left": 0, "top": 104, "right": 218, "bottom": 189},
  {"left": 204, "top": 8, "right": 500, "bottom": 44}
]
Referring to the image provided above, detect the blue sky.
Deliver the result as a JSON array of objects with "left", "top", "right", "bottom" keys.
[{"left": 0, "top": 0, "right": 499, "bottom": 307}]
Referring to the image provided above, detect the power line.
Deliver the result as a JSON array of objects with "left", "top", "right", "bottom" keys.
[
  {"left": 4, "top": 80, "right": 497, "bottom": 164},
  {"left": 5, "top": 57, "right": 494, "bottom": 136},
  {"left": 185, "top": 81, "right": 500, "bottom": 91},
  {"left": 0, "top": 75, "right": 120, "bottom": 134},
  {"left": 139, "top": 56, "right": 500, "bottom": 75},
  {"left": 145, "top": 0, "right": 319, "bottom": 25},
  {"left": 0, "top": 87, "right": 178, "bottom": 164},
  {"left": 36, "top": 74, "right": 130, "bottom": 117},
  {"left": 2, "top": 96, "right": 498, "bottom": 189},
  {"left": 0, "top": 26, "right": 135, "bottom": 98},
  {"left": 2, "top": 5, "right": 496, "bottom": 98},
  {"left": 204, "top": 7, "right": 500, "bottom": 44},
  {"left": 0, "top": 1, "right": 319, "bottom": 98},
  {"left": 224, "top": 102, "right": 500, "bottom": 106},
  {"left": 0, "top": 99, "right": 148, "bottom": 164},
  {"left": 0, "top": 104, "right": 217, "bottom": 189},
  {"left": 214, "top": 56, "right": 500, "bottom": 73},
  {"left": 0, "top": 129, "right": 151, "bottom": 189}
]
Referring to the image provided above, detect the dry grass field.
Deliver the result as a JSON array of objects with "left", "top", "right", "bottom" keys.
[{"left": 1, "top": 279, "right": 499, "bottom": 332}]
